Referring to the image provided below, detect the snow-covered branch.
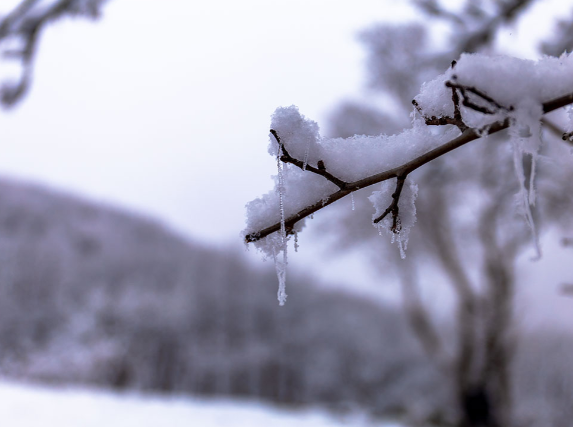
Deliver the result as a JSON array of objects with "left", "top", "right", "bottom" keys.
[
  {"left": 244, "top": 52, "right": 573, "bottom": 302},
  {"left": 245, "top": 92, "right": 573, "bottom": 244},
  {"left": 270, "top": 129, "right": 348, "bottom": 189}
]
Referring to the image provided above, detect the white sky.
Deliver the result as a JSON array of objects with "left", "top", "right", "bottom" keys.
[
  {"left": 0, "top": 0, "right": 415, "bottom": 243},
  {"left": 0, "top": 0, "right": 421, "bottom": 301},
  {"left": 1, "top": 0, "right": 572, "bottom": 314}
]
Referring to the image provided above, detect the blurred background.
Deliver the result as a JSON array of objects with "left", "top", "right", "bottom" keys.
[{"left": 0, "top": 1, "right": 573, "bottom": 426}]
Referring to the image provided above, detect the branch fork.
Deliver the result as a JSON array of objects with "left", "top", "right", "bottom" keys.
[
  {"left": 270, "top": 129, "right": 348, "bottom": 189},
  {"left": 373, "top": 174, "right": 408, "bottom": 233},
  {"left": 445, "top": 77, "right": 513, "bottom": 116}
]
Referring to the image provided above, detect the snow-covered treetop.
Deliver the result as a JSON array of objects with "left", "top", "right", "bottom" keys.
[{"left": 244, "top": 52, "right": 573, "bottom": 304}]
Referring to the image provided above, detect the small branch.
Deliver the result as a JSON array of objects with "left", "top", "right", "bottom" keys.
[
  {"left": 270, "top": 129, "right": 347, "bottom": 189},
  {"left": 414, "top": 92, "right": 468, "bottom": 131},
  {"left": 0, "top": 0, "right": 107, "bottom": 107},
  {"left": 452, "top": 84, "right": 464, "bottom": 123},
  {"left": 413, "top": 68, "right": 468, "bottom": 132},
  {"left": 446, "top": 79, "right": 512, "bottom": 115},
  {"left": 245, "top": 90, "right": 573, "bottom": 243},
  {"left": 373, "top": 174, "right": 408, "bottom": 233}
]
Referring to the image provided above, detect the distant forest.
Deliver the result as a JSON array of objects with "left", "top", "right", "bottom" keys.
[{"left": 0, "top": 177, "right": 570, "bottom": 425}]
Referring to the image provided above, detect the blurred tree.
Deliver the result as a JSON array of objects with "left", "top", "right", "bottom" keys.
[
  {"left": 246, "top": 1, "right": 573, "bottom": 426},
  {"left": 0, "top": 0, "right": 108, "bottom": 107},
  {"left": 0, "top": 177, "right": 442, "bottom": 416},
  {"left": 321, "top": 1, "right": 573, "bottom": 426}
]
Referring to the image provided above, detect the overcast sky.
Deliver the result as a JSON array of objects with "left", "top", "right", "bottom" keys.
[{"left": 0, "top": 0, "right": 417, "bottom": 243}]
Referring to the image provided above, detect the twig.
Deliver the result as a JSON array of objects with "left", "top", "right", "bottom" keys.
[
  {"left": 373, "top": 174, "right": 407, "bottom": 233},
  {"left": 452, "top": 82, "right": 464, "bottom": 123},
  {"left": 412, "top": 60, "right": 468, "bottom": 132},
  {"left": 270, "top": 129, "right": 347, "bottom": 189},
  {"left": 446, "top": 79, "right": 513, "bottom": 114},
  {"left": 245, "top": 90, "right": 573, "bottom": 243},
  {"left": 414, "top": 86, "right": 468, "bottom": 132},
  {"left": 0, "top": 0, "right": 106, "bottom": 107}
]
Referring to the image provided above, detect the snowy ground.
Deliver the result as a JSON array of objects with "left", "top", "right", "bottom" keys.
[{"left": 0, "top": 381, "right": 401, "bottom": 427}]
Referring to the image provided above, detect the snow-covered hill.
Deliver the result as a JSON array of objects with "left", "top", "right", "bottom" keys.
[{"left": 0, "top": 177, "right": 434, "bottom": 416}]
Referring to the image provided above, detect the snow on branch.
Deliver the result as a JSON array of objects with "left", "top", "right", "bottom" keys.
[
  {"left": 244, "top": 53, "right": 573, "bottom": 301},
  {"left": 270, "top": 129, "right": 347, "bottom": 189}
]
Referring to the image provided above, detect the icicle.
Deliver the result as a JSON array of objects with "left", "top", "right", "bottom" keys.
[
  {"left": 275, "top": 142, "right": 288, "bottom": 305},
  {"left": 508, "top": 102, "right": 542, "bottom": 259},
  {"left": 528, "top": 154, "right": 536, "bottom": 206},
  {"left": 302, "top": 138, "right": 311, "bottom": 171},
  {"left": 377, "top": 223, "right": 382, "bottom": 236},
  {"left": 276, "top": 249, "right": 288, "bottom": 306},
  {"left": 294, "top": 230, "right": 299, "bottom": 253},
  {"left": 276, "top": 146, "right": 286, "bottom": 244},
  {"left": 351, "top": 193, "right": 355, "bottom": 211},
  {"left": 273, "top": 247, "right": 288, "bottom": 306},
  {"left": 512, "top": 141, "right": 541, "bottom": 259},
  {"left": 398, "top": 240, "right": 406, "bottom": 259},
  {"left": 397, "top": 227, "right": 408, "bottom": 259}
]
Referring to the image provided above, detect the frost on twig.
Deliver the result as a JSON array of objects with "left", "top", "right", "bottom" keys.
[
  {"left": 270, "top": 129, "right": 347, "bottom": 189},
  {"left": 370, "top": 177, "right": 419, "bottom": 259},
  {"left": 372, "top": 174, "right": 407, "bottom": 232},
  {"left": 244, "top": 52, "right": 573, "bottom": 298}
]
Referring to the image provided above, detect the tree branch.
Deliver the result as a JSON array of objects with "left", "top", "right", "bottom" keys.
[
  {"left": 0, "top": 0, "right": 107, "bottom": 107},
  {"left": 446, "top": 79, "right": 513, "bottom": 114},
  {"left": 270, "top": 129, "right": 347, "bottom": 189},
  {"left": 413, "top": 83, "right": 468, "bottom": 132},
  {"left": 245, "top": 90, "right": 573, "bottom": 244},
  {"left": 373, "top": 174, "right": 407, "bottom": 233}
]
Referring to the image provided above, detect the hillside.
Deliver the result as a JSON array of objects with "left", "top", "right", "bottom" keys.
[
  {"left": 0, "top": 177, "right": 571, "bottom": 426},
  {"left": 0, "top": 177, "right": 441, "bottom": 418}
]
